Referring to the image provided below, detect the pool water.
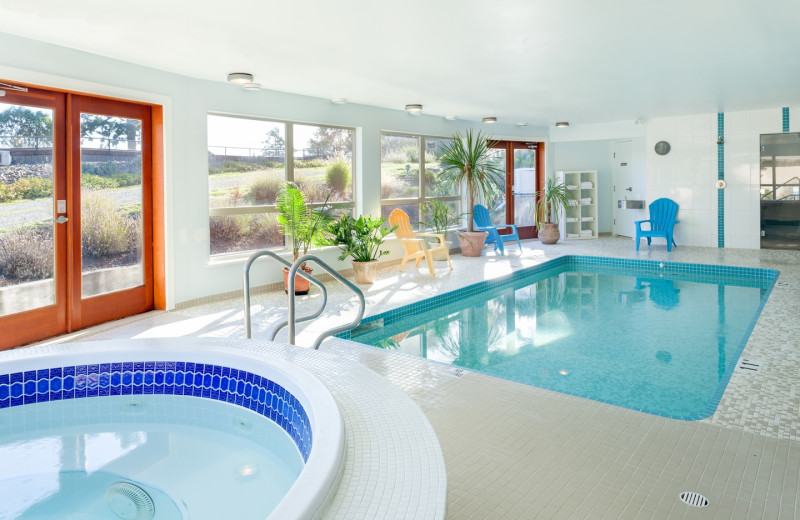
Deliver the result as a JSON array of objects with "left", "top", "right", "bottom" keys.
[
  {"left": 348, "top": 257, "right": 775, "bottom": 419},
  {"left": 0, "top": 394, "right": 303, "bottom": 520}
]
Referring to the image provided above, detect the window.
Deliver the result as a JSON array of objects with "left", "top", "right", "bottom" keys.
[
  {"left": 380, "top": 133, "right": 459, "bottom": 228},
  {"left": 208, "top": 115, "right": 354, "bottom": 256}
]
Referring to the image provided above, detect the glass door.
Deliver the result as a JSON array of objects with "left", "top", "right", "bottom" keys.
[
  {"left": 0, "top": 86, "right": 67, "bottom": 348},
  {"left": 0, "top": 84, "right": 154, "bottom": 350},
  {"left": 490, "top": 141, "right": 543, "bottom": 239},
  {"left": 69, "top": 95, "right": 153, "bottom": 330}
]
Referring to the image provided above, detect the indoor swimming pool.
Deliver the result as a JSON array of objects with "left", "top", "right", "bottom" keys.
[{"left": 346, "top": 256, "right": 777, "bottom": 419}]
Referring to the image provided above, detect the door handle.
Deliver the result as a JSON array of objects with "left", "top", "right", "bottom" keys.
[{"left": 55, "top": 216, "right": 68, "bottom": 224}]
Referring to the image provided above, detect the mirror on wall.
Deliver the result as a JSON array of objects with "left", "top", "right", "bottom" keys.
[{"left": 760, "top": 132, "right": 800, "bottom": 250}]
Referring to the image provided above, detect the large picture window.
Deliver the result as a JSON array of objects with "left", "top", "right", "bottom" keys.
[
  {"left": 208, "top": 114, "right": 354, "bottom": 256},
  {"left": 380, "top": 133, "right": 459, "bottom": 228}
]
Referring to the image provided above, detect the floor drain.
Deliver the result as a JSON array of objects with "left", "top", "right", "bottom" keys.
[
  {"left": 679, "top": 491, "right": 709, "bottom": 507},
  {"left": 776, "top": 281, "right": 789, "bottom": 288},
  {"left": 737, "top": 359, "right": 762, "bottom": 372},
  {"left": 449, "top": 368, "right": 465, "bottom": 378}
]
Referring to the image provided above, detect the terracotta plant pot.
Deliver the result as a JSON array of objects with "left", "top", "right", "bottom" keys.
[
  {"left": 538, "top": 222, "right": 560, "bottom": 245},
  {"left": 352, "top": 260, "right": 379, "bottom": 284},
  {"left": 457, "top": 231, "right": 489, "bottom": 257},
  {"left": 283, "top": 265, "right": 313, "bottom": 294}
]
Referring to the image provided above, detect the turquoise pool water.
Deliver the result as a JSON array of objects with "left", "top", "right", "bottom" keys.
[{"left": 347, "top": 256, "right": 776, "bottom": 419}]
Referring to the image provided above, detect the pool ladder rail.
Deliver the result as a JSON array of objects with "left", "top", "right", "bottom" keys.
[{"left": 243, "top": 251, "right": 366, "bottom": 350}]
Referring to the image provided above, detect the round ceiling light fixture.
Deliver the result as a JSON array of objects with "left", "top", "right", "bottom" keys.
[
  {"left": 482, "top": 117, "right": 497, "bottom": 124},
  {"left": 555, "top": 121, "right": 570, "bottom": 128},
  {"left": 227, "top": 72, "right": 254, "bottom": 84},
  {"left": 331, "top": 98, "right": 348, "bottom": 104},
  {"left": 516, "top": 122, "right": 528, "bottom": 127},
  {"left": 405, "top": 104, "right": 423, "bottom": 115},
  {"left": 444, "top": 115, "right": 457, "bottom": 121},
  {"left": 242, "top": 82, "right": 262, "bottom": 91}
]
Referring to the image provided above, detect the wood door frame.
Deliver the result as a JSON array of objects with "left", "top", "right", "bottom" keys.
[
  {"left": 490, "top": 140, "right": 545, "bottom": 239},
  {"left": 0, "top": 79, "right": 165, "bottom": 350}
]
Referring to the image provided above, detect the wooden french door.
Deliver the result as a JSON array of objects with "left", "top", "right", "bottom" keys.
[
  {"left": 490, "top": 140, "right": 545, "bottom": 239},
  {"left": 0, "top": 83, "right": 154, "bottom": 349}
]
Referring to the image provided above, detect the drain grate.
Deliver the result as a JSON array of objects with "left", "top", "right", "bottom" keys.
[
  {"left": 737, "top": 359, "right": 762, "bottom": 372},
  {"left": 776, "top": 281, "right": 790, "bottom": 288},
  {"left": 448, "top": 368, "right": 465, "bottom": 378},
  {"left": 679, "top": 491, "right": 709, "bottom": 508}
]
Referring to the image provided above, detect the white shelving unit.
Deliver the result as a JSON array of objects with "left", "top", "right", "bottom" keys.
[{"left": 557, "top": 170, "right": 598, "bottom": 240}]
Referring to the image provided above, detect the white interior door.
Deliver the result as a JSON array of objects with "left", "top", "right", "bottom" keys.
[{"left": 613, "top": 140, "right": 635, "bottom": 237}]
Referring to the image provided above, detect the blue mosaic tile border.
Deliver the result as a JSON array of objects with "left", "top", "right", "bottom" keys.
[
  {"left": 718, "top": 112, "right": 725, "bottom": 248},
  {"left": 0, "top": 361, "right": 312, "bottom": 462},
  {"left": 338, "top": 255, "right": 778, "bottom": 339},
  {"left": 783, "top": 107, "right": 790, "bottom": 133}
]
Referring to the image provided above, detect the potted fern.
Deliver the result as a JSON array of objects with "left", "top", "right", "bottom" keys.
[
  {"left": 534, "top": 177, "right": 569, "bottom": 244},
  {"left": 422, "top": 199, "right": 456, "bottom": 260},
  {"left": 438, "top": 129, "right": 504, "bottom": 256},
  {"left": 276, "top": 182, "right": 330, "bottom": 293},
  {"left": 327, "top": 215, "right": 396, "bottom": 284}
]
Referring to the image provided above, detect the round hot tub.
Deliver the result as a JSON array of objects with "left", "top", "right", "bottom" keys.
[{"left": 0, "top": 339, "right": 344, "bottom": 520}]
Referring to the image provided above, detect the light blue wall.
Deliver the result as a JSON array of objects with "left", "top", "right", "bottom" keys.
[{"left": 0, "top": 31, "right": 547, "bottom": 306}]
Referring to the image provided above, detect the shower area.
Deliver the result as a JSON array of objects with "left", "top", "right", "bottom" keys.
[{"left": 760, "top": 132, "right": 800, "bottom": 250}]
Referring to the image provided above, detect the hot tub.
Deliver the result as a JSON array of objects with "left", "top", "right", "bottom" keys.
[{"left": 0, "top": 339, "right": 345, "bottom": 520}]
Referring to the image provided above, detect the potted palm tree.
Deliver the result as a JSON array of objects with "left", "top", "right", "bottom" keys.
[
  {"left": 327, "top": 215, "right": 396, "bottom": 284},
  {"left": 276, "top": 182, "right": 330, "bottom": 293},
  {"left": 534, "top": 176, "right": 569, "bottom": 244},
  {"left": 438, "top": 129, "right": 504, "bottom": 256}
]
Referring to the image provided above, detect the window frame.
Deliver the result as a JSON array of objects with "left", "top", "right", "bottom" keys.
[
  {"left": 379, "top": 131, "right": 461, "bottom": 230},
  {"left": 208, "top": 113, "right": 356, "bottom": 257}
]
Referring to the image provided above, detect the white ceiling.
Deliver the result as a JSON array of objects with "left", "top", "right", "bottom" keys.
[{"left": 2, "top": 0, "right": 800, "bottom": 126}]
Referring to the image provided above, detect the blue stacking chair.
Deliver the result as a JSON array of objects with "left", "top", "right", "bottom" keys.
[
  {"left": 635, "top": 198, "right": 679, "bottom": 252},
  {"left": 473, "top": 204, "right": 522, "bottom": 255}
]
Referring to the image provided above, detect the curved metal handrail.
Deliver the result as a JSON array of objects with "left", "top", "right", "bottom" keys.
[
  {"left": 242, "top": 250, "right": 327, "bottom": 339},
  {"left": 288, "top": 254, "right": 366, "bottom": 350}
]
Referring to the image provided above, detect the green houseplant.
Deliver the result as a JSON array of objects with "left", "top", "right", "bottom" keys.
[
  {"left": 422, "top": 199, "right": 457, "bottom": 260},
  {"left": 534, "top": 176, "right": 569, "bottom": 244},
  {"left": 276, "top": 182, "right": 331, "bottom": 293},
  {"left": 327, "top": 214, "right": 396, "bottom": 284},
  {"left": 437, "top": 129, "right": 504, "bottom": 256}
]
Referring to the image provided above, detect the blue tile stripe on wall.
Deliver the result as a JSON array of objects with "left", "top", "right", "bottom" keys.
[
  {"left": 783, "top": 107, "right": 790, "bottom": 132},
  {"left": 717, "top": 112, "right": 725, "bottom": 248},
  {"left": 0, "top": 362, "right": 312, "bottom": 462}
]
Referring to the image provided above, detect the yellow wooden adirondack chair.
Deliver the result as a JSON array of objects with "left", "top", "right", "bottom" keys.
[{"left": 388, "top": 209, "right": 453, "bottom": 276}]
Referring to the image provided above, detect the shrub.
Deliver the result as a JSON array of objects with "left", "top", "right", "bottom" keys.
[
  {"left": 0, "top": 226, "right": 54, "bottom": 282},
  {"left": 110, "top": 172, "right": 141, "bottom": 187},
  {"left": 81, "top": 192, "right": 136, "bottom": 258},
  {"left": 325, "top": 159, "right": 351, "bottom": 194},
  {"left": 249, "top": 214, "right": 284, "bottom": 249},
  {"left": 294, "top": 178, "right": 334, "bottom": 203},
  {"left": 381, "top": 175, "right": 408, "bottom": 199},
  {"left": 209, "top": 215, "right": 245, "bottom": 243},
  {"left": 208, "top": 160, "right": 268, "bottom": 175},
  {"left": 81, "top": 174, "right": 118, "bottom": 190},
  {"left": 294, "top": 158, "right": 326, "bottom": 169},
  {"left": 246, "top": 175, "right": 282, "bottom": 204},
  {"left": 0, "top": 177, "right": 53, "bottom": 202}
]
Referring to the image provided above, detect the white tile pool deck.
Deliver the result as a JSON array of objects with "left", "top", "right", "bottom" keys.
[{"left": 30, "top": 237, "right": 800, "bottom": 519}]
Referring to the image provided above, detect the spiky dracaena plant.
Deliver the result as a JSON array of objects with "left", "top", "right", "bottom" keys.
[
  {"left": 437, "top": 129, "right": 504, "bottom": 233},
  {"left": 276, "top": 182, "right": 331, "bottom": 264},
  {"left": 534, "top": 176, "right": 569, "bottom": 227}
]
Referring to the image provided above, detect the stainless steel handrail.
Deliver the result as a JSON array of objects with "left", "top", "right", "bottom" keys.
[
  {"left": 288, "top": 254, "right": 366, "bottom": 350},
  {"left": 242, "top": 250, "right": 327, "bottom": 339}
]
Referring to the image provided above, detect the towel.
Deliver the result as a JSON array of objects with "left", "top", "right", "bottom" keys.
[
  {"left": 580, "top": 181, "right": 593, "bottom": 189},
  {"left": 581, "top": 216, "right": 594, "bottom": 221},
  {"left": 566, "top": 217, "right": 579, "bottom": 222},
  {"left": 568, "top": 200, "right": 580, "bottom": 206},
  {"left": 580, "top": 198, "right": 592, "bottom": 205},
  {"left": 566, "top": 233, "right": 579, "bottom": 238},
  {"left": 580, "top": 230, "right": 593, "bottom": 236},
  {"left": 566, "top": 185, "right": 578, "bottom": 190}
]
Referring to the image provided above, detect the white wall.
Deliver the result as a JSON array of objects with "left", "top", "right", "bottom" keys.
[
  {"left": 551, "top": 140, "right": 614, "bottom": 233},
  {"left": 0, "top": 32, "right": 547, "bottom": 307}
]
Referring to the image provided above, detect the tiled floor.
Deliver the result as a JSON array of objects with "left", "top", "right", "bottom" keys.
[{"left": 32, "top": 237, "right": 800, "bottom": 519}]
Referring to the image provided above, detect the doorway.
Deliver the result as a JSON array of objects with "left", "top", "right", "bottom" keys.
[
  {"left": 613, "top": 140, "right": 635, "bottom": 237},
  {"left": 0, "top": 82, "right": 156, "bottom": 349},
  {"left": 760, "top": 132, "right": 800, "bottom": 250},
  {"left": 489, "top": 140, "right": 544, "bottom": 239}
]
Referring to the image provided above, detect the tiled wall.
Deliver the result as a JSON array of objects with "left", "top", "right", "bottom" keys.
[{"left": 645, "top": 107, "right": 784, "bottom": 249}]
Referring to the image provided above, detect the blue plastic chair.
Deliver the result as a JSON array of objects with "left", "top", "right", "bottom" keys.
[
  {"left": 473, "top": 204, "right": 522, "bottom": 255},
  {"left": 635, "top": 198, "right": 679, "bottom": 252}
]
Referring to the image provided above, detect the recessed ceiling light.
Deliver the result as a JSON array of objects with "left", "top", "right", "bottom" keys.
[
  {"left": 331, "top": 98, "right": 348, "bottom": 104},
  {"left": 516, "top": 122, "right": 527, "bottom": 127},
  {"left": 242, "top": 82, "right": 261, "bottom": 91},
  {"left": 444, "top": 115, "right": 457, "bottom": 121},
  {"left": 555, "top": 121, "right": 570, "bottom": 128},
  {"left": 405, "top": 104, "right": 423, "bottom": 115},
  {"left": 482, "top": 117, "right": 497, "bottom": 124},
  {"left": 227, "top": 72, "right": 254, "bottom": 84}
]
